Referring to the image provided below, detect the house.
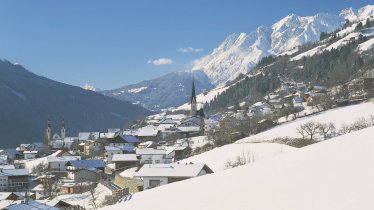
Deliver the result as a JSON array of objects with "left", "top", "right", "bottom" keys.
[
  {"left": 135, "top": 163, "right": 213, "bottom": 190},
  {"left": 6, "top": 199, "right": 58, "bottom": 210},
  {"left": 136, "top": 148, "right": 173, "bottom": 164},
  {"left": 104, "top": 146, "right": 135, "bottom": 162},
  {"left": 111, "top": 154, "right": 139, "bottom": 171},
  {"left": 0, "top": 149, "right": 21, "bottom": 161},
  {"left": 204, "top": 118, "right": 219, "bottom": 132},
  {"left": 23, "top": 151, "right": 38, "bottom": 160},
  {"left": 104, "top": 134, "right": 140, "bottom": 148},
  {"left": 164, "top": 146, "right": 191, "bottom": 160},
  {"left": 65, "top": 160, "right": 104, "bottom": 182},
  {"left": 0, "top": 192, "right": 19, "bottom": 201},
  {"left": 81, "top": 140, "right": 103, "bottom": 157},
  {"left": 47, "top": 156, "right": 81, "bottom": 171},
  {"left": 0, "top": 168, "right": 29, "bottom": 191},
  {"left": 137, "top": 141, "right": 158, "bottom": 149},
  {"left": 59, "top": 179, "right": 95, "bottom": 194}
]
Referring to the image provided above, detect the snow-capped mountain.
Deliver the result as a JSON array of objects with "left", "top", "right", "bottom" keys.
[
  {"left": 193, "top": 5, "right": 374, "bottom": 86},
  {"left": 101, "top": 70, "right": 214, "bottom": 111}
]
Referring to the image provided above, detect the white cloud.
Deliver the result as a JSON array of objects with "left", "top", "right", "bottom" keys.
[
  {"left": 178, "top": 47, "right": 203, "bottom": 53},
  {"left": 147, "top": 58, "right": 173, "bottom": 66}
]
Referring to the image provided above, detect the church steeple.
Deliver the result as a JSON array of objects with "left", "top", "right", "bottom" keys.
[
  {"left": 61, "top": 118, "right": 66, "bottom": 139},
  {"left": 190, "top": 80, "right": 197, "bottom": 117},
  {"left": 45, "top": 118, "right": 52, "bottom": 146}
]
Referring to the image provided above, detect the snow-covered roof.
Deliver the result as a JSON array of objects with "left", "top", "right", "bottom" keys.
[
  {"left": 46, "top": 156, "right": 80, "bottom": 163},
  {"left": 119, "top": 167, "right": 138, "bottom": 178},
  {"left": 100, "top": 132, "right": 117, "bottom": 139},
  {"left": 137, "top": 126, "right": 159, "bottom": 137},
  {"left": 0, "top": 165, "right": 15, "bottom": 170},
  {"left": 78, "top": 132, "right": 100, "bottom": 140},
  {"left": 23, "top": 151, "right": 38, "bottom": 154},
  {"left": 105, "top": 145, "right": 135, "bottom": 152},
  {"left": 31, "top": 142, "right": 45, "bottom": 148},
  {"left": 112, "top": 154, "right": 138, "bottom": 162},
  {"left": 7, "top": 199, "right": 58, "bottom": 210},
  {"left": 66, "top": 160, "right": 105, "bottom": 169},
  {"left": 0, "top": 192, "right": 15, "bottom": 200},
  {"left": 0, "top": 169, "right": 29, "bottom": 176},
  {"left": 135, "top": 163, "right": 211, "bottom": 178},
  {"left": 136, "top": 148, "right": 166, "bottom": 155},
  {"left": 159, "top": 118, "right": 179, "bottom": 125},
  {"left": 177, "top": 126, "right": 201, "bottom": 133}
]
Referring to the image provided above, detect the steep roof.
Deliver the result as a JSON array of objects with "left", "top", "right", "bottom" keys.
[
  {"left": 136, "top": 148, "right": 166, "bottom": 155},
  {"left": 135, "top": 163, "right": 212, "bottom": 178},
  {"left": 112, "top": 154, "right": 138, "bottom": 162},
  {"left": 65, "top": 160, "right": 105, "bottom": 169}
]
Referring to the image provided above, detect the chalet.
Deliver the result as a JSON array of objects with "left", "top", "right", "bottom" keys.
[
  {"left": 81, "top": 140, "right": 103, "bottom": 156},
  {"left": 136, "top": 148, "right": 173, "bottom": 164},
  {"left": 167, "top": 146, "right": 191, "bottom": 160},
  {"left": 135, "top": 163, "right": 213, "bottom": 190},
  {"left": 138, "top": 141, "right": 158, "bottom": 149},
  {"left": 65, "top": 160, "right": 104, "bottom": 183},
  {"left": 23, "top": 150, "right": 38, "bottom": 160},
  {"left": 47, "top": 156, "right": 81, "bottom": 171},
  {"left": 111, "top": 154, "right": 139, "bottom": 171},
  {"left": 105, "top": 145, "right": 135, "bottom": 162},
  {"left": 0, "top": 168, "right": 29, "bottom": 191},
  {"left": 0, "top": 148, "right": 21, "bottom": 161},
  {"left": 104, "top": 134, "right": 140, "bottom": 148},
  {"left": 6, "top": 199, "right": 58, "bottom": 210}
]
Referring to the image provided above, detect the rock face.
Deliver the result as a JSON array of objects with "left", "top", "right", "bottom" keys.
[{"left": 0, "top": 60, "right": 152, "bottom": 147}]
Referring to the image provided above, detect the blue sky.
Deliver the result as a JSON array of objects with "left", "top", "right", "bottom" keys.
[{"left": 0, "top": 0, "right": 371, "bottom": 89}]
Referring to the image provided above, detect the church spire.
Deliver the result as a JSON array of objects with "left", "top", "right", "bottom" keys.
[
  {"left": 45, "top": 118, "right": 52, "bottom": 146},
  {"left": 190, "top": 79, "right": 197, "bottom": 117},
  {"left": 61, "top": 118, "right": 66, "bottom": 139},
  {"left": 191, "top": 79, "right": 197, "bottom": 104}
]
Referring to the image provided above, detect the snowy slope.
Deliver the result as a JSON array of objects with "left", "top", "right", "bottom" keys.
[
  {"left": 174, "top": 85, "right": 229, "bottom": 111},
  {"left": 181, "top": 143, "right": 296, "bottom": 172},
  {"left": 102, "top": 126, "right": 374, "bottom": 210},
  {"left": 237, "top": 101, "right": 374, "bottom": 143}
]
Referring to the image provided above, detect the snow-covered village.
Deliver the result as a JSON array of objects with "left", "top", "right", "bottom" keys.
[{"left": 1, "top": 2, "right": 374, "bottom": 210}]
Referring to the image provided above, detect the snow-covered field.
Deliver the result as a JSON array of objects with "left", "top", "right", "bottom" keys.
[
  {"left": 237, "top": 101, "right": 374, "bottom": 143},
  {"left": 102, "top": 126, "right": 374, "bottom": 210},
  {"left": 181, "top": 143, "right": 295, "bottom": 172}
]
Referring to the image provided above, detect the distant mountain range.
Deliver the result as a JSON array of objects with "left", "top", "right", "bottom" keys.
[
  {"left": 102, "top": 5, "right": 374, "bottom": 110},
  {"left": 0, "top": 60, "right": 152, "bottom": 148},
  {"left": 101, "top": 70, "right": 214, "bottom": 111}
]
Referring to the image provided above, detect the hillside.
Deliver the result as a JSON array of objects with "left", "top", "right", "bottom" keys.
[
  {"left": 101, "top": 70, "right": 213, "bottom": 111},
  {"left": 0, "top": 60, "right": 152, "bottom": 147},
  {"left": 181, "top": 142, "right": 296, "bottom": 172},
  {"left": 237, "top": 101, "right": 374, "bottom": 143},
  {"left": 102, "top": 126, "right": 374, "bottom": 210}
]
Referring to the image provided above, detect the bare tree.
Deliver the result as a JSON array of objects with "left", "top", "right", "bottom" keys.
[
  {"left": 339, "top": 123, "right": 352, "bottom": 135},
  {"left": 318, "top": 122, "right": 336, "bottom": 140},
  {"left": 350, "top": 117, "right": 369, "bottom": 131},
  {"left": 31, "top": 162, "right": 48, "bottom": 176},
  {"left": 297, "top": 121, "right": 320, "bottom": 141}
]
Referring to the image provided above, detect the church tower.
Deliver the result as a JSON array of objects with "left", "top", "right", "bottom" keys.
[
  {"left": 61, "top": 118, "right": 66, "bottom": 139},
  {"left": 45, "top": 119, "right": 52, "bottom": 146},
  {"left": 190, "top": 80, "right": 197, "bottom": 117}
]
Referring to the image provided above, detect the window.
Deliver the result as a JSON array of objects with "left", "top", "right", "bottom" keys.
[{"left": 149, "top": 180, "right": 161, "bottom": 188}]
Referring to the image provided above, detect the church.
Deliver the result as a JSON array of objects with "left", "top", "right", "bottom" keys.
[{"left": 44, "top": 118, "right": 67, "bottom": 148}]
